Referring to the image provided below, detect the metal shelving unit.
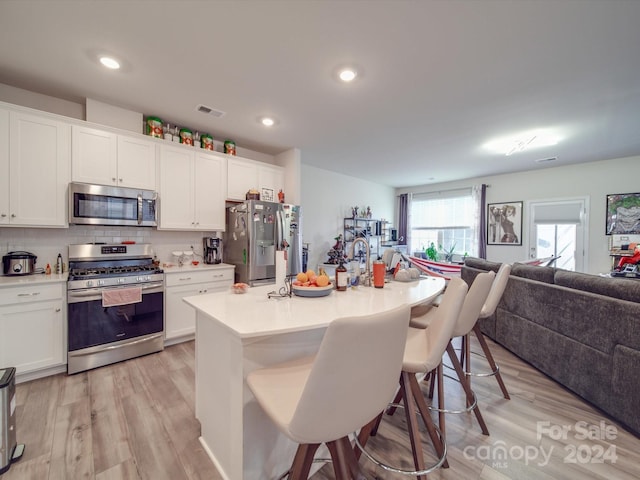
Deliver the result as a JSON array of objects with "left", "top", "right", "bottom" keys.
[{"left": 343, "top": 217, "right": 382, "bottom": 260}]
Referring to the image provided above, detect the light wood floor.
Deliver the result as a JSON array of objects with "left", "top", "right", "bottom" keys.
[{"left": 4, "top": 337, "right": 639, "bottom": 480}]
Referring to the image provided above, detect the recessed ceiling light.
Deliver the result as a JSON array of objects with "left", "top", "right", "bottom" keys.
[
  {"left": 257, "top": 116, "right": 277, "bottom": 127},
  {"left": 338, "top": 68, "right": 357, "bottom": 82},
  {"left": 99, "top": 56, "right": 120, "bottom": 69}
]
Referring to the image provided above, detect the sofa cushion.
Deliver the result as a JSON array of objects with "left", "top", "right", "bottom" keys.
[
  {"left": 464, "top": 257, "right": 502, "bottom": 273},
  {"left": 612, "top": 345, "right": 640, "bottom": 425},
  {"left": 496, "top": 310, "right": 614, "bottom": 413},
  {"left": 511, "top": 263, "right": 556, "bottom": 284},
  {"left": 554, "top": 270, "right": 640, "bottom": 303}
]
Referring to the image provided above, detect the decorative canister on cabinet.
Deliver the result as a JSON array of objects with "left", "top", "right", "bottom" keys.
[
  {"left": 180, "top": 128, "right": 194, "bottom": 146},
  {"left": 201, "top": 134, "right": 214, "bottom": 150},
  {"left": 224, "top": 139, "right": 236, "bottom": 155},
  {"left": 246, "top": 189, "right": 260, "bottom": 200},
  {"left": 146, "top": 116, "right": 163, "bottom": 138}
]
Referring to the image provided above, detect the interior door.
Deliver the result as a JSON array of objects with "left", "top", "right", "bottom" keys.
[{"left": 528, "top": 198, "right": 588, "bottom": 272}]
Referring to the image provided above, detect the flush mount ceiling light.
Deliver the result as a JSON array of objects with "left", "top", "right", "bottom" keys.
[
  {"left": 484, "top": 130, "right": 562, "bottom": 156},
  {"left": 99, "top": 56, "right": 120, "bottom": 69}
]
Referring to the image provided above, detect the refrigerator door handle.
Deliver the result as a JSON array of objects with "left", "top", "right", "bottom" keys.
[{"left": 276, "top": 208, "right": 284, "bottom": 250}]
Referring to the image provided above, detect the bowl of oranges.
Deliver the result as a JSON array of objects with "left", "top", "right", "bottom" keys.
[
  {"left": 291, "top": 269, "right": 333, "bottom": 297},
  {"left": 231, "top": 282, "right": 249, "bottom": 294}
]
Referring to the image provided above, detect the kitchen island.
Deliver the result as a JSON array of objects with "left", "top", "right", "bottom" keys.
[{"left": 183, "top": 277, "right": 445, "bottom": 480}]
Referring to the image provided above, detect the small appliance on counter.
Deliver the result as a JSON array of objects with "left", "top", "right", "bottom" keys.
[
  {"left": 2, "top": 251, "right": 37, "bottom": 276},
  {"left": 203, "top": 237, "right": 223, "bottom": 264}
]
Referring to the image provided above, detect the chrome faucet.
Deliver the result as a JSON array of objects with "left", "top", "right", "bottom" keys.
[{"left": 349, "top": 238, "right": 371, "bottom": 287}]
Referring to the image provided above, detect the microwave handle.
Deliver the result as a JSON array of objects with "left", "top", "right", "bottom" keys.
[{"left": 137, "top": 194, "right": 143, "bottom": 225}]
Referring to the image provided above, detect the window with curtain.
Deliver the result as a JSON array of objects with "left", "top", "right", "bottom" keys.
[{"left": 409, "top": 188, "right": 479, "bottom": 258}]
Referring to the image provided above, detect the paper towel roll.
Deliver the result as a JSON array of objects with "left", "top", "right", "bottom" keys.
[{"left": 276, "top": 250, "right": 287, "bottom": 290}]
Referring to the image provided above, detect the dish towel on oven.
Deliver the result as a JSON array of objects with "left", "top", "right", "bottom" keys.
[{"left": 102, "top": 287, "right": 143, "bottom": 307}]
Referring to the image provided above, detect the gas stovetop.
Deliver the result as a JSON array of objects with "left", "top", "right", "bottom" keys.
[
  {"left": 69, "top": 264, "right": 161, "bottom": 279},
  {"left": 67, "top": 243, "right": 163, "bottom": 290}
]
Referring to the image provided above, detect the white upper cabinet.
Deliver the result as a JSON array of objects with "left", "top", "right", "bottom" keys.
[
  {"left": 194, "top": 151, "right": 227, "bottom": 231},
  {"left": 1, "top": 110, "right": 70, "bottom": 227},
  {"left": 71, "top": 126, "right": 117, "bottom": 185},
  {"left": 227, "top": 157, "right": 259, "bottom": 201},
  {"left": 227, "top": 156, "right": 284, "bottom": 201},
  {"left": 258, "top": 164, "right": 285, "bottom": 201},
  {"left": 0, "top": 109, "right": 9, "bottom": 224},
  {"left": 72, "top": 125, "right": 157, "bottom": 190},
  {"left": 116, "top": 135, "right": 157, "bottom": 190},
  {"left": 158, "top": 145, "right": 227, "bottom": 231}
]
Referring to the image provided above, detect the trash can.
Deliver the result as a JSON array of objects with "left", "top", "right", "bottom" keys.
[{"left": 1, "top": 367, "right": 24, "bottom": 475}]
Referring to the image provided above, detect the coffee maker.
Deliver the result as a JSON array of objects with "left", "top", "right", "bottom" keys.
[{"left": 203, "top": 237, "right": 223, "bottom": 264}]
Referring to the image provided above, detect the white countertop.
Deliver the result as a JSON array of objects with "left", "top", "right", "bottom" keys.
[
  {"left": 0, "top": 263, "right": 234, "bottom": 286},
  {"left": 184, "top": 276, "right": 445, "bottom": 339},
  {"left": 162, "top": 262, "right": 234, "bottom": 273},
  {"left": 0, "top": 272, "right": 68, "bottom": 287}
]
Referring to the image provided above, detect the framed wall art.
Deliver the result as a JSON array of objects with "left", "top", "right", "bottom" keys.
[
  {"left": 606, "top": 192, "right": 640, "bottom": 235},
  {"left": 487, "top": 201, "right": 523, "bottom": 245},
  {"left": 261, "top": 188, "right": 274, "bottom": 202}
]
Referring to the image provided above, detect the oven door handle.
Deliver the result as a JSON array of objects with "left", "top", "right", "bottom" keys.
[{"left": 67, "top": 282, "right": 164, "bottom": 302}]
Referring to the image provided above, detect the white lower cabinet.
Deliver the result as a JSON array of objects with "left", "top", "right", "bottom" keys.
[
  {"left": 0, "top": 283, "right": 66, "bottom": 378},
  {"left": 164, "top": 267, "right": 234, "bottom": 342}
]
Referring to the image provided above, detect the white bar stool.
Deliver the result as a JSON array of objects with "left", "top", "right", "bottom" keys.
[
  {"left": 460, "top": 263, "right": 512, "bottom": 400},
  {"left": 404, "top": 271, "right": 495, "bottom": 439},
  {"left": 356, "top": 277, "right": 469, "bottom": 478},
  {"left": 247, "top": 305, "right": 411, "bottom": 480}
]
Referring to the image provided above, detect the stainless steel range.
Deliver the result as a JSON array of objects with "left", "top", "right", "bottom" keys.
[{"left": 67, "top": 243, "right": 164, "bottom": 375}]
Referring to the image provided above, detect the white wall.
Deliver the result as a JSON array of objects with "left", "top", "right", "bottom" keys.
[
  {"left": 275, "top": 148, "right": 302, "bottom": 206},
  {"left": 86, "top": 98, "right": 143, "bottom": 133},
  {"left": 0, "top": 83, "right": 84, "bottom": 119},
  {"left": 301, "top": 165, "right": 396, "bottom": 272},
  {"left": 397, "top": 156, "right": 640, "bottom": 274}
]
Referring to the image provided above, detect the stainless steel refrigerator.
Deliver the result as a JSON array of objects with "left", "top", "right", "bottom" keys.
[{"left": 225, "top": 200, "right": 303, "bottom": 285}]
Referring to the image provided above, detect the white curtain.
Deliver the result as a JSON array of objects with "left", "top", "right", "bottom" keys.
[{"left": 471, "top": 185, "right": 483, "bottom": 257}]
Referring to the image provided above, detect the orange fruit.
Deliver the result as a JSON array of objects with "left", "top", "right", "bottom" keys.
[
  {"left": 305, "top": 269, "right": 316, "bottom": 278},
  {"left": 296, "top": 272, "right": 308, "bottom": 283},
  {"left": 316, "top": 275, "right": 330, "bottom": 287}
]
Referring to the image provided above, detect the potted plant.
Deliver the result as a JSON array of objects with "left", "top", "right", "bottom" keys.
[
  {"left": 425, "top": 242, "right": 439, "bottom": 261},
  {"left": 441, "top": 243, "right": 456, "bottom": 263}
]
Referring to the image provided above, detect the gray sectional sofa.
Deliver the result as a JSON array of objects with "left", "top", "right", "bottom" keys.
[{"left": 461, "top": 257, "right": 640, "bottom": 436}]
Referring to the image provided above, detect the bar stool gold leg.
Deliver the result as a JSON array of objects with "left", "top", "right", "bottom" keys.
[{"left": 472, "top": 324, "right": 510, "bottom": 399}]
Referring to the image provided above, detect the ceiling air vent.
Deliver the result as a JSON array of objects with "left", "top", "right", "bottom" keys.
[
  {"left": 196, "top": 104, "right": 226, "bottom": 118},
  {"left": 535, "top": 157, "right": 557, "bottom": 164}
]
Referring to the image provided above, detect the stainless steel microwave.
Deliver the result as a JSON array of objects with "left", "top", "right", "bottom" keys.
[{"left": 69, "top": 182, "right": 157, "bottom": 227}]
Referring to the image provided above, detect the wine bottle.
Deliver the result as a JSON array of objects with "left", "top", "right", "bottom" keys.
[
  {"left": 336, "top": 258, "right": 348, "bottom": 291},
  {"left": 56, "top": 253, "right": 63, "bottom": 275}
]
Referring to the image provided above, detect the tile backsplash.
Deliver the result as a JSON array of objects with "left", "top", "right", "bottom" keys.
[{"left": 0, "top": 226, "right": 222, "bottom": 270}]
